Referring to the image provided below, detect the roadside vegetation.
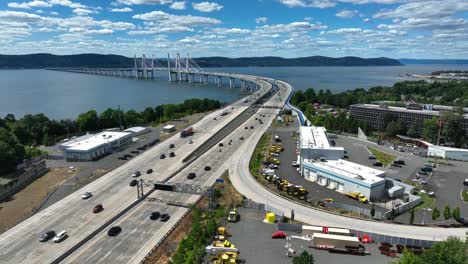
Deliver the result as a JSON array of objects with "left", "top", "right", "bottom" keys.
[
  {"left": 367, "top": 147, "right": 396, "bottom": 166},
  {"left": 0, "top": 98, "right": 222, "bottom": 176},
  {"left": 249, "top": 132, "right": 272, "bottom": 181},
  {"left": 462, "top": 190, "right": 468, "bottom": 203},
  {"left": 413, "top": 193, "right": 435, "bottom": 211}
]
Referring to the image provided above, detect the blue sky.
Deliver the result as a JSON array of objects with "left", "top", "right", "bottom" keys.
[{"left": 0, "top": 0, "right": 467, "bottom": 58}]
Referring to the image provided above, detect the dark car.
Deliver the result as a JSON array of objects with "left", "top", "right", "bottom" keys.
[
  {"left": 368, "top": 155, "right": 376, "bottom": 160},
  {"left": 373, "top": 162, "right": 382, "bottom": 167},
  {"left": 344, "top": 154, "right": 349, "bottom": 159},
  {"left": 218, "top": 143, "right": 224, "bottom": 147},
  {"left": 108, "top": 226, "right": 122, "bottom": 236},
  {"left": 160, "top": 213, "right": 170, "bottom": 222},
  {"left": 39, "top": 231, "right": 56, "bottom": 242},
  {"left": 129, "top": 179, "right": 138, "bottom": 187},
  {"left": 420, "top": 166, "right": 432, "bottom": 173},
  {"left": 244, "top": 126, "right": 248, "bottom": 129},
  {"left": 169, "top": 144, "right": 175, "bottom": 149},
  {"left": 239, "top": 136, "right": 244, "bottom": 140},
  {"left": 204, "top": 166, "right": 211, "bottom": 171},
  {"left": 394, "top": 159, "right": 406, "bottom": 165},
  {"left": 464, "top": 179, "right": 468, "bottom": 186},
  {"left": 250, "top": 126, "right": 254, "bottom": 129},
  {"left": 160, "top": 154, "right": 166, "bottom": 159},
  {"left": 149, "top": 211, "right": 161, "bottom": 220},
  {"left": 93, "top": 204, "right": 104, "bottom": 213},
  {"left": 146, "top": 169, "right": 153, "bottom": 174},
  {"left": 391, "top": 163, "right": 402, "bottom": 168},
  {"left": 169, "top": 152, "right": 175, "bottom": 157},
  {"left": 124, "top": 154, "right": 133, "bottom": 158},
  {"left": 137, "top": 146, "right": 145, "bottom": 151},
  {"left": 187, "top": 172, "right": 196, "bottom": 179},
  {"left": 130, "top": 150, "right": 139, "bottom": 154},
  {"left": 118, "top": 156, "right": 127, "bottom": 160},
  {"left": 455, "top": 217, "right": 468, "bottom": 226}
]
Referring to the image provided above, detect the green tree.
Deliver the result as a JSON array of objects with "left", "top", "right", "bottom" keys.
[
  {"left": 391, "top": 249, "right": 424, "bottom": 264},
  {"left": 452, "top": 207, "right": 460, "bottom": 220},
  {"left": 0, "top": 128, "right": 25, "bottom": 175},
  {"left": 443, "top": 205, "right": 451, "bottom": 220},
  {"left": 442, "top": 112, "right": 465, "bottom": 147},
  {"left": 422, "top": 117, "right": 440, "bottom": 144},
  {"left": 99, "top": 108, "right": 122, "bottom": 129},
  {"left": 407, "top": 122, "right": 419, "bottom": 138},
  {"left": 432, "top": 207, "right": 440, "bottom": 221},
  {"left": 293, "top": 250, "right": 315, "bottom": 264},
  {"left": 385, "top": 120, "right": 405, "bottom": 137},
  {"left": 421, "top": 237, "right": 466, "bottom": 264},
  {"left": 76, "top": 110, "right": 99, "bottom": 132}
]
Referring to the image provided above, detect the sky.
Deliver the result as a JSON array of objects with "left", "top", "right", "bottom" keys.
[{"left": 0, "top": 0, "right": 467, "bottom": 59}]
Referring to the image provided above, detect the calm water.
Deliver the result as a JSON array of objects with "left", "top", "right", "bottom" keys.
[{"left": 1, "top": 64, "right": 468, "bottom": 119}]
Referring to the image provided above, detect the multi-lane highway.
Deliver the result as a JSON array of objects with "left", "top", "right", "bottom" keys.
[{"left": 0, "top": 74, "right": 279, "bottom": 264}]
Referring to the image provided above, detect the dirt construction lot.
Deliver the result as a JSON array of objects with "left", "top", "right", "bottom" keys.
[{"left": 0, "top": 168, "right": 79, "bottom": 232}]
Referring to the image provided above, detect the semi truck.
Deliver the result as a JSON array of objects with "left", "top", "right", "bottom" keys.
[{"left": 180, "top": 127, "right": 194, "bottom": 138}]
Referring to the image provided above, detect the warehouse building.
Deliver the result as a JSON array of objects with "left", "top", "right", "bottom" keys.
[
  {"left": 301, "top": 159, "right": 386, "bottom": 201},
  {"left": 427, "top": 144, "right": 468, "bottom": 161},
  {"left": 123, "top": 126, "right": 151, "bottom": 136},
  {"left": 350, "top": 103, "right": 468, "bottom": 135},
  {"left": 62, "top": 131, "right": 132, "bottom": 161},
  {"left": 299, "top": 126, "right": 344, "bottom": 161}
]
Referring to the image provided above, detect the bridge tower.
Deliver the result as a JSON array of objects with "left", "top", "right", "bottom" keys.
[
  {"left": 133, "top": 54, "right": 138, "bottom": 79},
  {"left": 176, "top": 53, "right": 182, "bottom": 82},
  {"left": 167, "top": 53, "right": 173, "bottom": 82}
]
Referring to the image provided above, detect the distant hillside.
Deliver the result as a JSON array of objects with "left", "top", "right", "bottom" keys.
[
  {"left": 195, "top": 56, "right": 402, "bottom": 67},
  {"left": 0, "top": 53, "right": 402, "bottom": 69},
  {"left": 399, "top": 59, "right": 468, "bottom": 65}
]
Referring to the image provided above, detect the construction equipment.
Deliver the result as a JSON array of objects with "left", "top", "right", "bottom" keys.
[
  {"left": 345, "top": 191, "right": 368, "bottom": 203},
  {"left": 217, "top": 227, "right": 232, "bottom": 237},
  {"left": 227, "top": 208, "right": 240, "bottom": 222},
  {"left": 276, "top": 144, "right": 283, "bottom": 152},
  {"left": 209, "top": 250, "right": 239, "bottom": 264},
  {"left": 292, "top": 186, "right": 308, "bottom": 198}
]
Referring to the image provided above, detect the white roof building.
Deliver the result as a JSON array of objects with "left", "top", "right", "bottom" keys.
[
  {"left": 299, "top": 126, "right": 344, "bottom": 160},
  {"left": 124, "top": 126, "right": 151, "bottom": 136}
]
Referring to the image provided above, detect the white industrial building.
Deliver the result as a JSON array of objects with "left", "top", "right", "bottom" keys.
[
  {"left": 162, "top": 125, "right": 176, "bottom": 133},
  {"left": 123, "top": 126, "right": 151, "bottom": 136},
  {"left": 61, "top": 131, "right": 132, "bottom": 161},
  {"left": 299, "top": 126, "right": 344, "bottom": 161},
  {"left": 427, "top": 145, "right": 468, "bottom": 161},
  {"left": 301, "top": 159, "right": 386, "bottom": 201}
]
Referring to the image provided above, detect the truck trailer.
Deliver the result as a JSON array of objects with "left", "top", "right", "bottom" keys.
[{"left": 180, "top": 127, "right": 194, "bottom": 138}]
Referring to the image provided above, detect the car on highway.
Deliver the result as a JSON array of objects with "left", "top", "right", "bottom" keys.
[
  {"left": 204, "top": 166, "right": 211, "bottom": 171},
  {"left": 169, "top": 152, "right": 175, "bottom": 157},
  {"left": 250, "top": 126, "right": 254, "bottom": 129},
  {"left": 149, "top": 211, "right": 161, "bottom": 220},
  {"left": 188, "top": 139, "right": 193, "bottom": 144},
  {"left": 187, "top": 172, "right": 196, "bottom": 180},
  {"left": 130, "top": 150, "right": 139, "bottom": 154},
  {"left": 160, "top": 154, "right": 166, "bottom": 159},
  {"left": 118, "top": 156, "right": 127, "bottom": 160},
  {"left": 244, "top": 126, "right": 248, "bottom": 129},
  {"left": 169, "top": 143, "right": 175, "bottom": 148},
  {"left": 124, "top": 154, "right": 133, "bottom": 158},
  {"left": 129, "top": 179, "right": 138, "bottom": 187},
  {"left": 131, "top": 171, "right": 141, "bottom": 178},
  {"left": 108, "top": 226, "right": 122, "bottom": 236},
  {"left": 464, "top": 179, "right": 468, "bottom": 186},
  {"left": 160, "top": 213, "right": 170, "bottom": 222},
  {"left": 39, "top": 231, "right": 56, "bottom": 242},
  {"left": 52, "top": 231, "right": 67, "bottom": 243},
  {"left": 81, "top": 192, "right": 93, "bottom": 199},
  {"left": 146, "top": 169, "right": 153, "bottom": 174},
  {"left": 218, "top": 143, "right": 224, "bottom": 147},
  {"left": 239, "top": 136, "right": 244, "bottom": 140},
  {"left": 93, "top": 204, "right": 104, "bottom": 213}
]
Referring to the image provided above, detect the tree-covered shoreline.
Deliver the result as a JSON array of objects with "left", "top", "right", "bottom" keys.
[{"left": 0, "top": 98, "right": 222, "bottom": 175}]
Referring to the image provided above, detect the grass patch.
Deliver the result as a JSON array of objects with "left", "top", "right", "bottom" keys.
[
  {"left": 249, "top": 132, "right": 272, "bottom": 180},
  {"left": 368, "top": 147, "right": 396, "bottom": 166},
  {"left": 462, "top": 190, "right": 468, "bottom": 203},
  {"left": 414, "top": 193, "right": 435, "bottom": 211}
]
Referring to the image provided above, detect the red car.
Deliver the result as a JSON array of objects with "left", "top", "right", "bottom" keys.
[
  {"left": 272, "top": 231, "right": 287, "bottom": 239},
  {"left": 93, "top": 204, "right": 103, "bottom": 213}
]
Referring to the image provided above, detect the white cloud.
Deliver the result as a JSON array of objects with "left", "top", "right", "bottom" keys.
[
  {"left": 0, "top": 10, "right": 43, "bottom": 22},
  {"left": 279, "top": 0, "right": 336, "bottom": 8},
  {"left": 110, "top": 7, "right": 133, "bottom": 12},
  {"left": 374, "top": 0, "right": 468, "bottom": 19},
  {"left": 133, "top": 10, "right": 221, "bottom": 26},
  {"left": 8, "top": 1, "right": 52, "bottom": 9},
  {"left": 178, "top": 37, "right": 201, "bottom": 44},
  {"left": 50, "top": 11, "right": 59, "bottom": 15},
  {"left": 192, "top": 2, "right": 223, "bottom": 12},
  {"left": 255, "top": 17, "right": 268, "bottom": 24},
  {"left": 336, "top": 9, "right": 359, "bottom": 18},
  {"left": 170, "top": 1, "right": 186, "bottom": 10},
  {"left": 72, "top": 8, "right": 96, "bottom": 15},
  {"left": 363, "top": 18, "right": 370, "bottom": 22},
  {"left": 49, "top": 0, "right": 86, "bottom": 9},
  {"left": 324, "top": 27, "right": 363, "bottom": 34},
  {"left": 113, "top": 0, "right": 173, "bottom": 5},
  {"left": 257, "top": 21, "right": 327, "bottom": 34}
]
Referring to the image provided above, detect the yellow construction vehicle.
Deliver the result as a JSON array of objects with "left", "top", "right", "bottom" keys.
[
  {"left": 269, "top": 145, "right": 279, "bottom": 153},
  {"left": 227, "top": 208, "right": 240, "bottom": 222},
  {"left": 292, "top": 185, "right": 308, "bottom": 198},
  {"left": 345, "top": 191, "right": 368, "bottom": 203},
  {"left": 275, "top": 144, "right": 283, "bottom": 152},
  {"left": 217, "top": 227, "right": 232, "bottom": 237},
  {"left": 210, "top": 251, "right": 239, "bottom": 264}
]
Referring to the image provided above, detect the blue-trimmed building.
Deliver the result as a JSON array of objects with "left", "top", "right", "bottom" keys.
[{"left": 301, "top": 159, "right": 386, "bottom": 201}]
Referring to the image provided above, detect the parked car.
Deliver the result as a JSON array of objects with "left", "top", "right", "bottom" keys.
[
  {"left": 244, "top": 126, "right": 248, "bottom": 129},
  {"left": 149, "top": 211, "right": 161, "bottom": 220},
  {"left": 52, "top": 231, "right": 67, "bottom": 243},
  {"left": 428, "top": 191, "right": 435, "bottom": 197},
  {"left": 124, "top": 154, "right": 133, "bottom": 158},
  {"left": 219, "top": 143, "right": 224, "bottom": 147},
  {"left": 129, "top": 179, "right": 138, "bottom": 187},
  {"left": 418, "top": 170, "right": 428, "bottom": 176},
  {"left": 108, "top": 226, "right": 122, "bottom": 236},
  {"left": 81, "top": 192, "right": 93, "bottom": 199},
  {"left": 271, "top": 231, "right": 287, "bottom": 239},
  {"left": 394, "top": 159, "right": 406, "bottom": 165},
  {"left": 39, "top": 231, "right": 56, "bottom": 242},
  {"left": 131, "top": 171, "right": 141, "bottom": 178},
  {"left": 373, "top": 162, "right": 382, "bottom": 167},
  {"left": 169, "top": 144, "right": 175, "bottom": 149},
  {"left": 368, "top": 155, "right": 376, "bottom": 160},
  {"left": 187, "top": 172, "right": 196, "bottom": 180},
  {"left": 391, "top": 163, "right": 402, "bottom": 168},
  {"left": 160, "top": 213, "right": 170, "bottom": 222},
  {"left": 146, "top": 169, "right": 153, "bottom": 174},
  {"left": 93, "top": 204, "right": 104, "bottom": 213},
  {"left": 239, "top": 136, "right": 244, "bottom": 140},
  {"left": 118, "top": 156, "right": 127, "bottom": 160},
  {"left": 160, "top": 154, "right": 166, "bottom": 159},
  {"left": 169, "top": 152, "right": 175, "bottom": 157},
  {"left": 204, "top": 166, "right": 211, "bottom": 171},
  {"left": 130, "top": 150, "right": 139, "bottom": 154},
  {"left": 250, "top": 126, "right": 254, "bottom": 129}
]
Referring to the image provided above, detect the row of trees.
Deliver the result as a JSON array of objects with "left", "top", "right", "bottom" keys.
[
  {"left": 0, "top": 98, "right": 222, "bottom": 175},
  {"left": 394, "top": 237, "right": 466, "bottom": 264},
  {"left": 431, "top": 205, "right": 461, "bottom": 222}
]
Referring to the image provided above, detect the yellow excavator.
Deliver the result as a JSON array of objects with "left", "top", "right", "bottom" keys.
[{"left": 227, "top": 208, "right": 240, "bottom": 222}]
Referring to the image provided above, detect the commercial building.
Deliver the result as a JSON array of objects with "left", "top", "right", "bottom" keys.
[
  {"left": 299, "top": 126, "right": 344, "bottom": 161},
  {"left": 350, "top": 103, "right": 468, "bottom": 135},
  {"left": 301, "top": 159, "right": 386, "bottom": 201},
  {"left": 123, "top": 126, "right": 151, "bottom": 136},
  {"left": 61, "top": 131, "right": 132, "bottom": 161},
  {"left": 427, "top": 145, "right": 468, "bottom": 161}
]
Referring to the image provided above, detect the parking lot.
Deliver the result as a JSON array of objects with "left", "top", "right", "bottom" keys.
[{"left": 226, "top": 207, "right": 391, "bottom": 264}]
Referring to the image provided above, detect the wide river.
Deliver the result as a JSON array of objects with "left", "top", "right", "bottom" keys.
[{"left": 1, "top": 64, "right": 468, "bottom": 119}]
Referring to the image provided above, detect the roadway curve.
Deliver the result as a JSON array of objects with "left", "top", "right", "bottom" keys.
[{"left": 228, "top": 80, "right": 468, "bottom": 242}]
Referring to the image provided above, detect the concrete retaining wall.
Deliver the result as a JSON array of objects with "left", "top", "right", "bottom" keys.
[{"left": 0, "top": 159, "right": 48, "bottom": 201}]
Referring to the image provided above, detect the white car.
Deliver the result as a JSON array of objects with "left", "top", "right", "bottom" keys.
[
  {"left": 53, "top": 231, "right": 67, "bottom": 243},
  {"left": 292, "top": 161, "right": 299, "bottom": 167},
  {"left": 81, "top": 192, "right": 92, "bottom": 199},
  {"left": 188, "top": 140, "right": 193, "bottom": 144}
]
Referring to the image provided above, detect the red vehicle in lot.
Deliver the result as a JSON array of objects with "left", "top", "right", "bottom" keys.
[
  {"left": 93, "top": 204, "right": 104, "bottom": 213},
  {"left": 272, "top": 231, "right": 287, "bottom": 239}
]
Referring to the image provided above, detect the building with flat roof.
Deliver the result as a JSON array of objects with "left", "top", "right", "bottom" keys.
[
  {"left": 301, "top": 158, "right": 386, "bottom": 201},
  {"left": 299, "top": 126, "right": 344, "bottom": 161},
  {"left": 124, "top": 126, "right": 151, "bottom": 136},
  {"left": 62, "top": 131, "right": 132, "bottom": 161},
  {"left": 350, "top": 103, "right": 468, "bottom": 135},
  {"left": 162, "top": 125, "right": 176, "bottom": 133},
  {"left": 427, "top": 144, "right": 468, "bottom": 161}
]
